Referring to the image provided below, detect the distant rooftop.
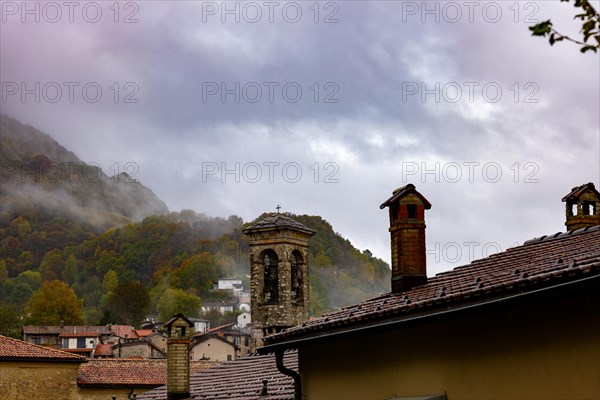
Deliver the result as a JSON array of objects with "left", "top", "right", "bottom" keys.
[{"left": 0, "top": 335, "right": 86, "bottom": 362}]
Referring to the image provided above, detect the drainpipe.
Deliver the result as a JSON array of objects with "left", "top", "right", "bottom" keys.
[{"left": 275, "top": 349, "right": 301, "bottom": 400}]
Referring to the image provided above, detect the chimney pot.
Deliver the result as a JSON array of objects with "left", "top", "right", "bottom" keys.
[{"left": 561, "top": 182, "right": 600, "bottom": 231}]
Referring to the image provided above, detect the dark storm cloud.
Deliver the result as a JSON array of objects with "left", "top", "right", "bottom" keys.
[{"left": 1, "top": 0, "right": 598, "bottom": 274}]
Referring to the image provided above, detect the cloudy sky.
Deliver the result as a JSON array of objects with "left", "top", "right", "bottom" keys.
[{"left": 1, "top": 0, "right": 599, "bottom": 276}]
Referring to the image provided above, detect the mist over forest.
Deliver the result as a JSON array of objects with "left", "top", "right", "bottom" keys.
[{"left": 0, "top": 115, "right": 390, "bottom": 336}]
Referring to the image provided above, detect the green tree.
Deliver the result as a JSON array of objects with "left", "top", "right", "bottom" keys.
[
  {"left": 62, "top": 254, "right": 78, "bottom": 285},
  {"left": 39, "top": 249, "right": 64, "bottom": 282},
  {"left": 25, "top": 280, "right": 84, "bottom": 325},
  {"left": 530, "top": 0, "right": 600, "bottom": 53},
  {"left": 0, "top": 305, "right": 21, "bottom": 338},
  {"left": 104, "top": 281, "right": 150, "bottom": 326},
  {"left": 157, "top": 288, "right": 201, "bottom": 322},
  {"left": 102, "top": 269, "right": 119, "bottom": 293},
  {"left": 171, "top": 253, "right": 218, "bottom": 295},
  {"left": 0, "top": 260, "right": 9, "bottom": 284}
]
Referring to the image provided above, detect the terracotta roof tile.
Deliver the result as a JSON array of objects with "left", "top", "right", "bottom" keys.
[
  {"left": 137, "top": 350, "right": 298, "bottom": 400},
  {"left": 561, "top": 182, "right": 600, "bottom": 201},
  {"left": 77, "top": 359, "right": 217, "bottom": 387},
  {"left": 94, "top": 343, "right": 113, "bottom": 357},
  {"left": 266, "top": 226, "right": 600, "bottom": 343},
  {"left": 0, "top": 335, "right": 86, "bottom": 361},
  {"left": 135, "top": 329, "right": 154, "bottom": 337},
  {"left": 23, "top": 325, "right": 139, "bottom": 338}
]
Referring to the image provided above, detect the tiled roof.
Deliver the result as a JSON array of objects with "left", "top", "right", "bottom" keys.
[
  {"left": 242, "top": 213, "right": 315, "bottom": 235},
  {"left": 137, "top": 350, "right": 298, "bottom": 400},
  {"left": 23, "top": 325, "right": 136, "bottom": 337},
  {"left": 22, "top": 326, "right": 62, "bottom": 335},
  {"left": 265, "top": 226, "right": 600, "bottom": 344},
  {"left": 380, "top": 183, "right": 432, "bottom": 209},
  {"left": 192, "top": 323, "right": 236, "bottom": 337},
  {"left": 135, "top": 329, "right": 153, "bottom": 337},
  {"left": 59, "top": 332, "right": 101, "bottom": 338},
  {"left": 110, "top": 325, "right": 139, "bottom": 339},
  {"left": 0, "top": 335, "right": 86, "bottom": 361},
  {"left": 94, "top": 343, "right": 113, "bottom": 357},
  {"left": 561, "top": 182, "right": 600, "bottom": 201},
  {"left": 78, "top": 359, "right": 216, "bottom": 388}
]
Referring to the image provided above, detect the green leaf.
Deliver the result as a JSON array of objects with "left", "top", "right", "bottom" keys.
[{"left": 529, "top": 20, "right": 553, "bottom": 36}]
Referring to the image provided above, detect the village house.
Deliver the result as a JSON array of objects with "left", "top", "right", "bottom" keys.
[
  {"left": 190, "top": 322, "right": 252, "bottom": 360},
  {"left": 0, "top": 334, "right": 86, "bottom": 400},
  {"left": 22, "top": 324, "right": 141, "bottom": 351},
  {"left": 189, "top": 334, "right": 239, "bottom": 362},
  {"left": 112, "top": 332, "right": 167, "bottom": 359},
  {"left": 257, "top": 183, "right": 600, "bottom": 400}
]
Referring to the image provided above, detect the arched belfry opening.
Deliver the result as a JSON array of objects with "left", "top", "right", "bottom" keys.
[
  {"left": 261, "top": 249, "right": 279, "bottom": 303},
  {"left": 242, "top": 213, "right": 315, "bottom": 348},
  {"left": 290, "top": 250, "right": 304, "bottom": 302}
]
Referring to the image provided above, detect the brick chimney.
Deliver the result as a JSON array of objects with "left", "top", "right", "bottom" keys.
[
  {"left": 380, "top": 184, "right": 431, "bottom": 293},
  {"left": 164, "top": 314, "right": 194, "bottom": 400},
  {"left": 562, "top": 182, "right": 600, "bottom": 231}
]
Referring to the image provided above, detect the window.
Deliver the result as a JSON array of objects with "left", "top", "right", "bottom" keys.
[
  {"left": 262, "top": 250, "right": 279, "bottom": 303},
  {"left": 31, "top": 337, "right": 41, "bottom": 345},
  {"left": 77, "top": 338, "right": 85, "bottom": 348},
  {"left": 583, "top": 201, "right": 596, "bottom": 215},
  {"left": 407, "top": 204, "right": 417, "bottom": 218},
  {"left": 291, "top": 251, "right": 304, "bottom": 301},
  {"left": 62, "top": 338, "right": 69, "bottom": 349}
]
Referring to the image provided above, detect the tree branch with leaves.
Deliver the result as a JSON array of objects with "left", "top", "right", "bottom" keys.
[{"left": 530, "top": 0, "right": 600, "bottom": 53}]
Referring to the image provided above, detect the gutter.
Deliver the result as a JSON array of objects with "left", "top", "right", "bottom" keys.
[
  {"left": 259, "top": 273, "right": 600, "bottom": 353},
  {"left": 275, "top": 350, "right": 302, "bottom": 400}
]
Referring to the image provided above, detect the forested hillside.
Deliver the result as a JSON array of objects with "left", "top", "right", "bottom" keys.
[
  {"left": 0, "top": 115, "right": 390, "bottom": 337},
  {"left": 0, "top": 210, "right": 390, "bottom": 335}
]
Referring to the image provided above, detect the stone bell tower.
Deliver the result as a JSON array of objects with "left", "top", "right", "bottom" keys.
[
  {"left": 242, "top": 213, "right": 315, "bottom": 347},
  {"left": 561, "top": 182, "right": 600, "bottom": 231},
  {"left": 380, "top": 184, "right": 432, "bottom": 293}
]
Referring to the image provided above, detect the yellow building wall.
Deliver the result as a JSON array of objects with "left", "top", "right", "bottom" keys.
[
  {"left": 0, "top": 361, "right": 81, "bottom": 400},
  {"left": 190, "top": 337, "right": 236, "bottom": 362},
  {"left": 300, "top": 288, "right": 600, "bottom": 400}
]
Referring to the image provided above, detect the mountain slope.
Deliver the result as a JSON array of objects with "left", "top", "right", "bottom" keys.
[{"left": 0, "top": 114, "right": 168, "bottom": 226}]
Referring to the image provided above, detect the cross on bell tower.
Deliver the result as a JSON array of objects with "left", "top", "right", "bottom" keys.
[{"left": 242, "top": 213, "right": 315, "bottom": 348}]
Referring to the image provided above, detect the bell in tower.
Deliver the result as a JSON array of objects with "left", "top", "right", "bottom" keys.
[{"left": 242, "top": 213, "right": 315, "bottom": 348}]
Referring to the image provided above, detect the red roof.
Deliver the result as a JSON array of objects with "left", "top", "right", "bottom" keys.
[
  {"left": 137, "top": 350, "right": 298, "bottom": 400},
  {"left": 192, "top": 322, "right": 236, "bottom": 338},
  {"left": 0, "top": 335, "right": 86, "bottom": 362},
  {"left": 266, "top": 226, "right": 600, "bottom": 344},
  {"left": 94, "top": 343, "right": 113, "bottom": 357},
  {"left": 110, "top": 325, "right": 139, "bottom": 339},
  {"left": 134, "top": 329, "right": 153, "bottom": 337},
  {"left": 78, "top": 359, "right": 217, "bottom": 387}
]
